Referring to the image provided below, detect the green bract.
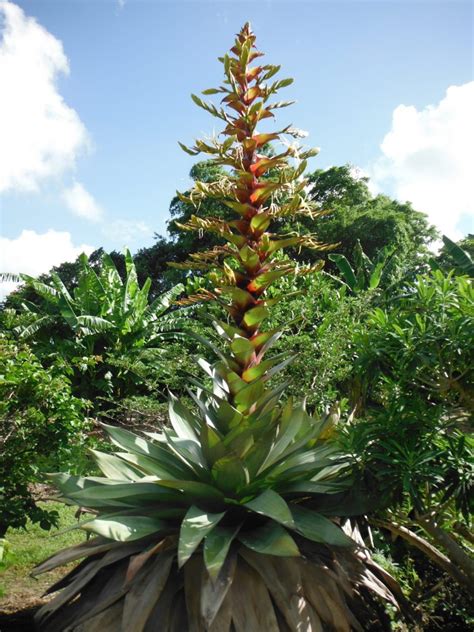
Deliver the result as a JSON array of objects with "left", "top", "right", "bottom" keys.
[{"left": 34, "top": 23, "right": 408, "bottom": 631}]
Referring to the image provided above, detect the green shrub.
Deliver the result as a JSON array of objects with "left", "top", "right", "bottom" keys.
[{"left": 0, "top": 337, "right": 89, "bottom": 536}]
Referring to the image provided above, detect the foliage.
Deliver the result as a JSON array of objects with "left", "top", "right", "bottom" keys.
[
  {"left": 303, "top": 166, "right": 438, "bottom": 277},
  {"left": 329, "top": 239, "right": 395, "bottom": 293},
  {"left": 435, "top": 235, "right": 474, "bottom": 277},
  {"left": 263, "top": 270, "right": 370, "bottom": 411},
  {"left": 346, "top": 270, "right": 474, "bottom": 592},
  {"left": 0, "top": 338, "right": 89, "bottom": 536},
  {"left": 372, "top": 537, "right": 474, "bottom": 631},
  {"left": 355, "top": 270, "right": 473, "bottom": 412},
  {"left": 350, "top": 270, "right": 473, "bottom": 512},
  {"left": 33, "top": 24, "right": 408, "bottom": 631},
  {"left": 347, "top": 404, "right": 473, "bottom": 524},
  {"left": 12, "top": 250, "right": 185, "bottom": 404}
]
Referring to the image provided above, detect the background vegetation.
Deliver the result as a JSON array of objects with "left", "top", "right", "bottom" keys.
[{"left": 1, "top": 162, "right": 472, "bottom": 629}]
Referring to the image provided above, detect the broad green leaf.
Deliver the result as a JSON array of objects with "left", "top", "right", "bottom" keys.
[
  {"left": 154, "top": 479, "right": 225, "bottom": 502},
  {"left": 204, "top": 525, "right": 241, "bottom": 579},
  {"left": 291, "top": 505, "right": 353, "bottom": 547},
  {"left": 115, "top": 452, "right": 179, "bottom": 480},
  {"left": 262, "top": 426, "right": 338, "bottom": 478},
  {"left": 212, "top": 398, "right": 243, "bottom": 430},
  {"left": 221, "top": 286, "right": 255, "bottom": 311},
  {"left": 100, "top": 252, "right": 123, "bottom": 295},
  {"left": 76, "top": 254, "right": 105, "bottom": 312},
  {"left": 250, "top": 328, "right": 281, "bottom": 351},
  {"left": 212, "top": 456, "right": 249, "bottom": 493},
  {"left": 178, "top": 141, "right": 199, "bottom": 156},
  {"left": 248, "top": 267, "right": 289, "bottom": 291},
  {"left": 102, "top": 424, "right": 190, "bottom": 478},
  {"left": 233, "top": 379, "right": 265, "bottom": 412},
  {"left": 264, "top": 355, "right": 295, "bottom": 381},
  {"left": 131, "top": 277, "right": 152, "bottom": 323},
  {"left": 266, "top": 444, "right": 339, "bottom": 481},
  {"left": 146, "top": 283, "right": 184, "bottom": 318},
  {"left": 328, "top": 253, "right": 357, "bottom": 291},
  {"left": 277, "top": 480, "right": 349, "bottom": 495},
  {"left": 123, "top": 248, "right": 139, "bottom": 309},
  {"left": 82, "top": 515, "right": 167, "bottom": 542},
  {"left": 66, "top": 482, "right": 178, "bottom": 507},
  {"left": 200, "top": 424, "right": 227, "bottom": 466},
  {"left": 50, "top": 271, "right": 75, "bottom": 304},
  {"left": 310, "top": 462, "right": 351, "bottom": 482},
  {"left": 226, "top": 371, "right": 247, "bottom": 395},
  {"left": 178, "top": 506, "right": 225, "bottom": 567},
  {"left": 243, "top": 434, "right": 274, "bottom": 478},
  {"left": 252, "top": 381, "right": 289, "bottom": 417},
  {"left": 257, "top": 402, "right": 304, "bottom": 472},
  {"left": 168, "top": 395, "right": 199, "bottom": 441},
  {"left": 242, "top": 305, "right": 269, "bottom": 328},
  {"left": 230, "top": 336, "right": 255, "bottom": 364},
  {"left": 20, "top": 275, "right": 60, "bottom": 302},
  {"left": 250, "top": 212, "right": 271, "bottom": 233},
  {"left": 202, "top": 87, "right": 221, "bottom": 95},
  {"left": 239, "top": 521, "right": 299, "bottom": 557},
  {"left": 48, "top": 473, "right": 120, "bottom": 497},
  {"left": 244, "top": 489, "right": 294, "bottom": 528},
  {"left": 369, "top": 260, "right": 385, "bottom": 290},
  {"left": 57, "top": 294, "right": 78, "bottom": 329},
  {"left": 442, "top": 235, "right": 474, "bottom": 276},
  {"left": 89, "top": 450, "right": 143, "bottom": 481},
  {"left": 241, "top": 352, "right": 288, "bottom": 382},
  {"left": 17, "top": 315, "right": 55, "bottom": 339},
  {"left": 164, "top": 431, "right": 207, "bottom": 472},
  {"left": 76, "top": 315, "right": 114, "bottom": 332}
]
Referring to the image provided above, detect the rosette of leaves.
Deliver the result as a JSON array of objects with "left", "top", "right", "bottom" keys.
[{"left": 34, "top": 23, "right": 408, "bottom": 631}]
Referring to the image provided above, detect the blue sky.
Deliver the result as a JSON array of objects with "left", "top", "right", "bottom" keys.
[{"left": 0, "top": 0, "right": 472, "bottom": 284}]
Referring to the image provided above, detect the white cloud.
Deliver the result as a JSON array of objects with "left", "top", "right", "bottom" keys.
[
  {"left": 0, "top": 229, "right": 93, "bottom": 298},
  {"left": 62, "top": 181, "right": 104, "bottom": 222},
  {"left": 369, "top": 82, "right": 474, "bottom": 239},
  {"left": 0, "top": 1, "right": 89, "bottom": 193},
  {"left": 104, "top": 220, "right": 152, "bottom": 245}
]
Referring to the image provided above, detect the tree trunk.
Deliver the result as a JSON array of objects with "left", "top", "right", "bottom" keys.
[
  {"left": 370, "top": 518, "right": 473, "bottom": 595},
  {"left": 415, "top": 514, "right": 474, "bottom": 590}
]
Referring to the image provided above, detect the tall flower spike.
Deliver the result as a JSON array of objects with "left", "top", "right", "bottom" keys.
[{"left": 177, "top": 23, "right": 333, "bottom": 413}]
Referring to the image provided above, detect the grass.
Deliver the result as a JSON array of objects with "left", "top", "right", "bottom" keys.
[{"left": 0, "top": 502, "right": 86, "bottom": 614}]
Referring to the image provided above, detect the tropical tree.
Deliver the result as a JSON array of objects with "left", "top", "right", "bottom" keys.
[
  {"left": 33, "top": 24, "right": 408, "bottom": 631},
  {"left": 13, "top": 250, "right": 184, "bottom": 403},
  {"left": 303, "top": 166, "right": 438, "bottom": 276}
]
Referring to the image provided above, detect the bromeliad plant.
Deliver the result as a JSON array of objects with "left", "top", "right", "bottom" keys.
[{"left": 34, "top": 24, "right": 407, "bottom": 631}]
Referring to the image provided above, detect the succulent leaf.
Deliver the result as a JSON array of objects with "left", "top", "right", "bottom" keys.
[
  {"left": 178, "top": 506, "right": 225, "bottom": 567},
  {"left": 238, "top": 521, "right": 300, "bottom": 557}
]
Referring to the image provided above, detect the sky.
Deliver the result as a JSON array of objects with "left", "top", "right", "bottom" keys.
[{"left": 0, "top": 0, "right": 473, "bottom": 293}]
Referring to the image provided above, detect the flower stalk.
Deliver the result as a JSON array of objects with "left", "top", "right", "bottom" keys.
[{"left": 177, "top": 22, "right": 333, "bottom": 413}]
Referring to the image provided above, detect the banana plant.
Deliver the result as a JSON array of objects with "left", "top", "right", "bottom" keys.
[
  {"left": 439, "top": 235, "right": 474, "bottom": 277},
  {"left": 329, "top": 240, "right": 395, "bottom": 293},
  {"left": 34, "top": 24, "right": 408, "bottom": 631},
  {"left": 17, "top": 250, "right": 184, "bottom": 352},
  {"left": 14, "top": 251, "right": 185, "bottom": 401}
]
